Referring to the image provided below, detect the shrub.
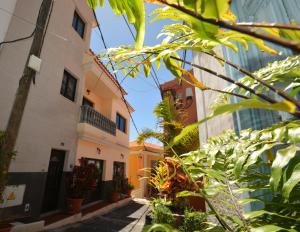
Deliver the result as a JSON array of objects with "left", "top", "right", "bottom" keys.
[
  {"left": 180, "top": 209, "right": 208, "bottom": 232},
  {"left": 151, "top": 199, "right": 175, "bottom": 225}
]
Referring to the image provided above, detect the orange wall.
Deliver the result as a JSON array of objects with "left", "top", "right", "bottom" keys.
[
  {"left": 128, "top": 153, "right": 144, "bottom": 189},
  {"left": 128, "top": 152, "right": 162, "bottom": 191}
]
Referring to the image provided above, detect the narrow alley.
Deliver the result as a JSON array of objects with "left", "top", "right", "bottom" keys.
[{"left": 45, "top": 200, "right": 149, "bottom": 232}]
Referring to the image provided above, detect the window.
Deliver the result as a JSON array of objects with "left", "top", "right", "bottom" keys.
[
  {"left": 116, "top": 113, "right": 126, "bottom": 133},
  {"left": 60, "top": 71, "right": 77, "bottom": 101},
  {"left": 86, "top": 158, "right": 104, "bottom": 181},
  {"left": 72, "top": 11, "right": 85, "bottom": 38},
  {"left": 82, "top": 97, "right": 94, "bottom": 108},
  {"left": 113, "top": 161, "right": 125, "bottom": 179}
]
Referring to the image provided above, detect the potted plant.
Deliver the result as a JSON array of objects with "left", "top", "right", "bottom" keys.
[
  {"left": 111, "top": 175, "right": 122, "bottom": 203},
  {"left": 126, "top": 182, "right": 134, "bottom": 196},
  {"left": 85, "top": 162, "right": 99, "bottom": 190},
  {"left": 65, "top": 160, "right": 89, "bottom": 214}
]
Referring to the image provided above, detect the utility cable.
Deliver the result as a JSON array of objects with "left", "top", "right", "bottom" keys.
[
  {"left": 121, "top": 15, "right": 163, "bottom": 98},
  {"left": 0, "top": 4, "right": 46, "bottom": 48},
  {"left": 92, "top": 9, "right": 140, "bottom": 135}
]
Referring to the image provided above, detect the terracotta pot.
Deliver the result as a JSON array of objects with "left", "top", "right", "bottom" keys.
[
  {"left": 111, "top": 192, "right": 120, "bottom": 203},
  {"left": 89, "top": 180, "right": 97, "bottom": 190},
  {"left": 187, "top": 196, "right": 206, "bottom": 211},
  {"left": 0, "top": 224, "right": 13, "bottom": 232},
  {"left": 127, "top": 190, "right": 132, "bottom": 196},
  {"left": 66, "top": 198, "right": 83, "bottom": 214}
]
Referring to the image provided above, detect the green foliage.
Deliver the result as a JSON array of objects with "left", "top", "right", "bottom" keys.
[
  {"left": 178, "top": 120, "right": 300, "bottom": 231},
  {"left": 87, "top": 0, "right": 145, "bottom": 49},
  {"left": 180, "top": 209, "right": 208, "bottom": 232},
  {"left": 137, "top": 97, "right": 199, "bottom": 156},
  {"left": 143, "top": 224, "right": 179, "bottom": 232},
  {"left": 215, "top": 56, "right": 300, "bottom": 105},
  {"left": 87, "top": 1, "right": 300, "bottom": 231},
  {"left": 151, "top": 198, "right": 175, "bottom": 225}
]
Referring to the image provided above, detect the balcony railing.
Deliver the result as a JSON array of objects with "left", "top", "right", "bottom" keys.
[{"left": 80, "top": 105, "right": 116, "bottom": 136}]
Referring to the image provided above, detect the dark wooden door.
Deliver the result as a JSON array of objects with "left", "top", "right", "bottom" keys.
[{"left": 42, "top": 149, "right": 65, "bottom": 213}]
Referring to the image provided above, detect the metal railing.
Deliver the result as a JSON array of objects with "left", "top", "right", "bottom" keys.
[{"left": 80, "top": 105, "right": 116, "bottom": 136}]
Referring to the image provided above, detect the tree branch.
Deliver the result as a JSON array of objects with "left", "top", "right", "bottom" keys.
[
  {"left": 202, "top": 52, "right": 300, "bottom": 109},
  {"left": 157, "top": 0, "right": 300, "bottom": 52},
  {"left": 205, "top": 87, "right": 250, "bottom": 100},
  {"left": 167, "top": 55, "right": 278, "bottom": 104},
  {"left": 237, "top": 22, "right": 300, "bottom": 30}
]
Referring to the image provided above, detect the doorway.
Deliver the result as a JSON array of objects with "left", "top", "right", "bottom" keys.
[{"left": 42, "top": 149, "right": 66, "bottom": 213}]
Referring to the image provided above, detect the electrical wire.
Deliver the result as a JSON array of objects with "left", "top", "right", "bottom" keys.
[
  {"left": 92, "top": 9, "right": 140, "bottom": 135},
  {"left": 0, "top": 3, "right": 47, "bottom": 48},
  {"left": 121, "top": 15, "right": 163, "bottom": 98}
]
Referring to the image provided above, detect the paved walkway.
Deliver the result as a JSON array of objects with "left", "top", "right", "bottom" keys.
[{"left": 46, "top": 199, "right": 149, "bottom": 232}]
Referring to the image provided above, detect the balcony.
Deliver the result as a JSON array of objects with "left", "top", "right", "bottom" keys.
[{"left": 80, "top": 105, "right": 116, "bottom": 136}]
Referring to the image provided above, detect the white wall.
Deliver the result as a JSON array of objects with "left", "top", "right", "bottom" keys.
[
  {"left": 0, "top": 0, "right": 17, "bottom": 44},
  {"left": 193, "top": 48, "right": 234, "bottom": 144},
  {"left": 0, "top": 0, "right": 94, "bottom": 173}
]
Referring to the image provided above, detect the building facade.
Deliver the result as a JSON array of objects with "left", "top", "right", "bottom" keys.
[
  {"left": 193, "top": 0, "right": 300, "bottom": 211},
  {"left": 0, "top": 0, "right": 17, "bottom": 43},
  {"left": 160, "top": 70, "right": 198, "bottom": 126},
  {"left": 0, "top": 0, "right": 131, "bottom": 221},
  {"left": 193, "top": 47, "right": 235, "bottom": 143},
  {"left": 128, "top": 141, "right": 163, "bottom": 198}
]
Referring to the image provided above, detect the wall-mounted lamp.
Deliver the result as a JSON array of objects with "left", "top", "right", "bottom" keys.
[
  {"left": 97, "top": 147, "right": 101, "bottom": 155},
  {"left": 60, "top": 142, "right": 65, "bottom": 146},
  {"left": 120, "top": 154, "right": 124, "bottom": 159},
  {"left": 86, "top": 89, "right": 91, "bottom": 95}
]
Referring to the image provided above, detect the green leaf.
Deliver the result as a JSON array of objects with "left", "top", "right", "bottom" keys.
[
  {"left": 143, "top": 62, "right": 151, "bottom": 77},
  {"left": 202, "top": 0, "right": 231, "bottom": 19},
  {"left": 250, "top": 225, "right": 289, "bottom": 232},
  {"left": 270, "top": 145, "right": 300, "bottom": 191},
  {"left": 243, "top": 143, "right": 280, "bottom": 171},
  {"left": 244, "top": 209, "right": 295, "bottom": 220},
  {"left": 87, "top": 0, "right": 98, "bottom": 9},
  {"left": 282, "top": 162, "right": 300, "bottom": 199}
]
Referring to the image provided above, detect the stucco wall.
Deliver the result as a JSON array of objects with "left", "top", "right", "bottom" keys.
[
  {"left": 193, "top": 47, "right": 234, "bottom": 143},
  {"left": 0, "top": 0, "right": 94, "bottom": 173},
  {"left": 76, "top": 139, "right": 129, "bottom": 181},
  {"left": 0, "top": 0, "right": 17, "bottom": 45},
  {"left": 128, "top": 150, "right": 162, "bottom": 198},
  {"left": 0, "top": 0, "right": 95, "bottom": 219}
]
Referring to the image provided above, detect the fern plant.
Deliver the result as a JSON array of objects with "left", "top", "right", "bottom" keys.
[{"left": 137, "top": 97, "right": 199, "bottom": 156}]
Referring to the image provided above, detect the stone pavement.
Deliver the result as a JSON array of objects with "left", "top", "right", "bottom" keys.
[{"left": 45, "top": 199, "right": 150, "bottom": 232}]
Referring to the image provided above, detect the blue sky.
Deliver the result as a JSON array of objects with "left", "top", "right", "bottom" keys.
[{"left": 90, "top": 2, "right": 176, "bottom": 143}]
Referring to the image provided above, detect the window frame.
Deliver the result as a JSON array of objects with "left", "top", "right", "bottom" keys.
[
  {"left": 82, "top": 97, "right": 94, "bottom": 108},
  {"left": 60, "top": 70, "right": 77, "bottom": 102},
  {"left": 116, "top": 113, "right": 127, "bottom": 133},
  {"left": 72, "top": 11, "right": 85, "bottom": 38}
]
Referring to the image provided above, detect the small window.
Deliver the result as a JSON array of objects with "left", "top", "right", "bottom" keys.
[
  {"left": 60, "top": 71, "right": 77, "bottom": 101},
  {"left": 116, "top": 113, "right": 126, "bottom": 133},
  {"left": 72, "top": 11, "right": 85, "bottom": 38},
  {"left": 113, "top": 161, "right": 125, "bottom": 179},
  {"left": 82, "top": 97, "right": 94, "bottom": 108}
]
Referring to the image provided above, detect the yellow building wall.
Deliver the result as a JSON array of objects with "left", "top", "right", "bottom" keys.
[
  {"left": 128, "top": 151, "right": 163, "bottom": 197},
  {"left": 128, "top": 153, "right": 144, "bottom": 189}
]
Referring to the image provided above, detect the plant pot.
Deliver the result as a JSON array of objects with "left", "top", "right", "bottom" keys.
[
  {"left": 127, "top": 189, "right": 132, "bottom": 196},
  {"left": 0, "top": 224, "right": 13, "bottom": 232},
  {"left": 89, "top": 180, "right": 97, "bottom": 190},
  {"left": 187, "top": 196, "right": 206, "bottom": 212},
  {"left": 66, "top": 198, "right": 83, "bottom": 214},
  {"left": 111, "top": 192, "right": 120, "bottom": 203}
]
